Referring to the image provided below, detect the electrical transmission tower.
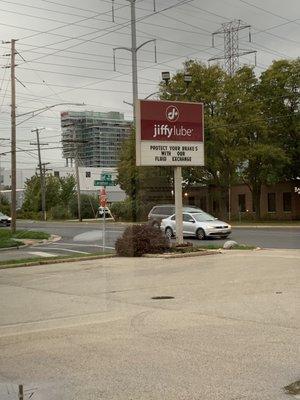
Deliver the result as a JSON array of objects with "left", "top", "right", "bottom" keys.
[{"left": 209, "top": 19, "right": 257, "bottom": 77}]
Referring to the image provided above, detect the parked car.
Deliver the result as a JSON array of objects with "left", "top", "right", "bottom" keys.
[
  {"left": 148, "top": 204, "right": 203, "bottom": 227},
  {"left": 161, "top": 211, "right": 231, "bottom": 240},
  {"left": 98, "top": 207, "right": 113, "bottom": 219},
  {"left": 0, "top": 211, "right": 11, "bottom": 226}
]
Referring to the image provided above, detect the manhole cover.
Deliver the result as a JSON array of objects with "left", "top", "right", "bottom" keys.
[{"left": 151, "top": 296, "right": 174, "bottom": 300}]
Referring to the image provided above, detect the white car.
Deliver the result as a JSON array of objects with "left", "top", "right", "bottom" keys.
[
  {"left": 161, "top": 211, "right": 231, "bottom": 240},
  {"left": 0, "top": 211, "right": 11, "bottom": 226}
]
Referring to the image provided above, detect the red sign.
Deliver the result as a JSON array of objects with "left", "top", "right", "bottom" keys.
[
  {"left": 139, "top": 100, "right": 203, "bottom": 142},
  {"left": 136, "top": 99, "right": 204, "bottom": 167},
  {"left": 99, "top": 188, "right": 107, "bottom": 207}
]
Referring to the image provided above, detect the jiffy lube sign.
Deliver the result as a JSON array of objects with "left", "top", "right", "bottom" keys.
[{"left": 136, "top": 100, "right": 204, "bottom": 166}]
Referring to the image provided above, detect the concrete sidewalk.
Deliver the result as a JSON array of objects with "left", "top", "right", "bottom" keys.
[{"left": 0, "top": 249, "right": 299, "bottom": 399}]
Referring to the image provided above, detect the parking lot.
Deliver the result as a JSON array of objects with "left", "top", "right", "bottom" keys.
[{"left": 0, "top": 248, "right": 299, "bottom": 399}]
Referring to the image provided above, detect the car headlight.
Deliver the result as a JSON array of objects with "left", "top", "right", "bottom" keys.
[
  {"left": 206, "top": 225, "right": 215, "bottom": 229},
  {"left": 228, "top": 225, "right": 231, "bottom": 229}
]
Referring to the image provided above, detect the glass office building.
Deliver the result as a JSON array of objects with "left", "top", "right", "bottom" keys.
[{"left": 61, "top": 111, "right": 132, "bottom": 167}]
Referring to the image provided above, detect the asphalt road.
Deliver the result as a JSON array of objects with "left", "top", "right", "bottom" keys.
[
  {"left": 0, "top": 220, "right": 299, "bottom": 261},
  {"left": 0, "top": 249, "right": 299, "bottom": 399}
]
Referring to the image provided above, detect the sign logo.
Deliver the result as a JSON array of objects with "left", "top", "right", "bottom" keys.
[{"left": 166, "top": 105, "right": 179, "bottom": 122}]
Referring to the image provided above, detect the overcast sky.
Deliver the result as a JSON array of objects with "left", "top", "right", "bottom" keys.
[{"left": 0, "top": 0, "right": 299, "bottom": 169}]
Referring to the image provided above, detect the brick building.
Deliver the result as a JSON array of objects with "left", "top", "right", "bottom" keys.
[{"left": 183, "top": 180, "right": 300, "bottom": 220}]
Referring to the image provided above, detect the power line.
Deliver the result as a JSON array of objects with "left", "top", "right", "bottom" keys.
[
  {"left": 17, "top": 0, "right": 195, "bottom": 65},
  {"left": 238, "top": 0, "right": 300, "bottom": 27},
  {"left": 0, "top": 78, "right": 152, "bottom": 94},
  {"left": 17, "top": 66, "right": 159, "bottom": 84}
]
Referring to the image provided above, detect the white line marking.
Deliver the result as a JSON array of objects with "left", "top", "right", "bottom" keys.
[
  {"left": 27, "top": 251, "right": 56, "bottom": 258},
  {"left": 47, "top": 243, "right": 115, "bottom": 250},
  {"left": 32, "top": 247, "right": 90, "bottom": 254},
  {"left": 52, "top": 243, "right": 103, "bottom": 248}
]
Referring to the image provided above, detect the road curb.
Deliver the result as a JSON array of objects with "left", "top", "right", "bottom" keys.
[{"left": 143, "top": 250, "right": 221, "bottom": 258}]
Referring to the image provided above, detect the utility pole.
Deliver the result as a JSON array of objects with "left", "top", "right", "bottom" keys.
[
  {"left": 129, "top": 0, "right": 138, "bottom": 120},
  {"left": 10, "top": 39, "right": 17, "bottom": 233},
  {"left": 209, "top": 20, "right": 257, "bottom": 76},
  {"left": 113, "top": 0, "right": 157, "bottom": 120},
  {"left": 0, "top": 152, "right": 6, "bottom": 191},
  {"left": 30, "top": 128, "right": 48, "bottom": 221},
  {"left": 75, "top": 152, "right": 82, "bottom": 222},
  {"left": 2, "top": 39, "right": 18, "bottom": 232},
  {"left": 62, "top": 139, "right": 86, "bottom": 222}
]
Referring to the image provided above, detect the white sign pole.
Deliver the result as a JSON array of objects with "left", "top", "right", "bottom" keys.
[
  {"left": 174, "top": 166, "right": 183, "bottom": 244},
  {"left": 103, "top": 208, "right": 106, "bottom": 253}
]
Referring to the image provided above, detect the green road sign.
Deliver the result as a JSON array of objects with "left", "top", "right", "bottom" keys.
[{"left": 94, "top": 180, "right": 116, "bottom": 187}]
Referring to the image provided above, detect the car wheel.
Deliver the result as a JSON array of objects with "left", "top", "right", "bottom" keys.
[
  {"left": 165, "top": 227, "right": 173, "bottom": 239},
  {"left": 196, "top": 228, "right": 206, "bottom": 240}
]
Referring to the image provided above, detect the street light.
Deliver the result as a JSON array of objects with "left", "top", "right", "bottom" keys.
[
  {"left": 161, "top": 71, "right": 192, "bottom": 98},
  {"left": 144, "top": 71, "right": 192, "bottom": 101},
  {"left": 16, "top": 102, "right": 85, "bottom": 126}
]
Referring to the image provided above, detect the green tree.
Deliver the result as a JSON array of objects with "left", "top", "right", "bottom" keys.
[
  {"left": 159, "top": 62, "right": 258, "bottom": 217},
  {"left": 238, "top": 144, "right": 289, "bottom": 218},
  {"left": 117, "top": 130, "right": 172, "bottom": 221},
  {"left": 259, "top": 59, "right": 300, "bottom": 179},
  {"left": 0, "top": 193, "right": 10, "bottom": 215},
  {"left": 22, "top": 174, "right": 41, "bottom": 212},
  {"left": 118, "top": 59, "right": 298, "bottom": 220},
  {"left": 69, "top": 194, "right": 98, "bottom": 219},
  {"left": 60, "top": 175, "right": 76, "bottom": 208},
  {"left": 159, "top": 61, "right": 294, "bottom": 218},
  {"left": 22, "top": 174, "right": 61, "bottom": 214},
  {"left": 45, "top": 175, "right": 61, "bottom": 210}
]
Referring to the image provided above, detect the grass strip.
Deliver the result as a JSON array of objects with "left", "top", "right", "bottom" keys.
[
  {"left": 0, "top": 229, "right": 50, "bottom": 240},
  {"left": 0, "top": 251, "right": 115, "bottom": 269},
  {"left": 168, "top": 244, "right": 256, "bottom": 252},
  {"left": 0, "top": 239, "right": 24, "bottom": 248},
  {"left": 0, "top": 229, "right": 50, "bottom": 248}
]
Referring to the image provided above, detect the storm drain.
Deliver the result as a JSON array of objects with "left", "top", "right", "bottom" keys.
[{"left": 151, "top": 296, "right": 174, "bottom": 300}]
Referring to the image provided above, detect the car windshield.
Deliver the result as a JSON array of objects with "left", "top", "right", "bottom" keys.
[
  {"left": 0, "top": 212, "right": 6, "bottom": 217},
  {"left": 191, "top": 212, "right": 216, "bottom": 222}
]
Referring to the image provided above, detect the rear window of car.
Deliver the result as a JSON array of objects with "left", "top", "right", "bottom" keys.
[
  {"left": 152, "top": 206, "right": 173, "bottom": 215},
  {"left": 164, "top": 206, "right": 174, "bottom": 214}
]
